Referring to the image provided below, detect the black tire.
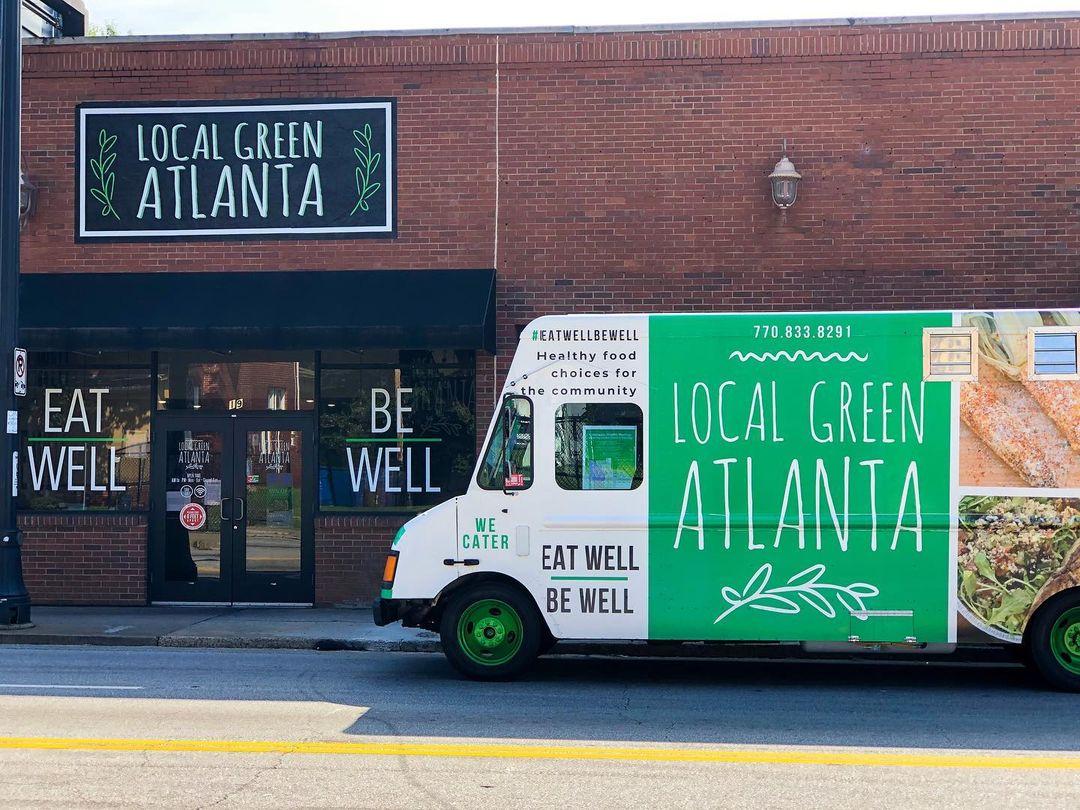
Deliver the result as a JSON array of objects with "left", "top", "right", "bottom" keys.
[
  {"left": 439, "top": 583, "right": 543, "bottom": 680},
  {"left": 1024, "top": 590, "right": 1080, "bottom": 692}
]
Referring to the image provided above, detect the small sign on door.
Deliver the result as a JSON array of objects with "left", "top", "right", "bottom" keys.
[
  {"left": 179, "top": 502, "right": 207, "bottom": 531},
  {"left": 13, "top": 348, "right": 26, "bottom": 397}
]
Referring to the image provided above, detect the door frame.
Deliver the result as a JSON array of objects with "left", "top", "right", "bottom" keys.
[
  {"left": 149, "top": 411, "right": 315, "bottom": 605},
  {"left": 229, "top": 412, "right": 315, "bottom": 604}
]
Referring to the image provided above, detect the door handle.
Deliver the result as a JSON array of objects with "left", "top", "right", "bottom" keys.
[
  {"left": 235, "top": 498, "right": 245, "bottom": 521},
  {"left": 220, "top": 497, "right": 233, "bottom": 521}
]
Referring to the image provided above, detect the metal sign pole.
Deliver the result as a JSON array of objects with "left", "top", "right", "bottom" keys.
[{"left": 0, "top": 0, "right": 31, "bottom": 627}]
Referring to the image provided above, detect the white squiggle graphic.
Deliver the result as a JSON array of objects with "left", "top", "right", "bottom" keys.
[
  {"left": 728, "top": 350, "right": 868, "bottom": 363},
  {"left": 714, "top": 563, "right": 879, "bottom": 624}
]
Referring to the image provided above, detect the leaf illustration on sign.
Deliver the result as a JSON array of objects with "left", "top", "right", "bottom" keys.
[
  {"left": 89, "top": 128, "right": 120, "bottom": 220},
  {"left": 714, "top": 563, "right": 879, "bottom": 624},
  {"left": 350, "top": 123, "right": 383, "bottom": 215}
]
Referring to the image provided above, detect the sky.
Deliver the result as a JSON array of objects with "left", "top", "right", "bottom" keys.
[{"left": 87, "top": 0, "right": 1080, "bottom": 36}]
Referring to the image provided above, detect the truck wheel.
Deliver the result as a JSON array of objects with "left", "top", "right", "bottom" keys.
[
  {"left": 439, "top": 584, "right": 542, "bottom": 680},
  {"left": 1025, "top": 591, "right": 1080, "bottom": 692}
]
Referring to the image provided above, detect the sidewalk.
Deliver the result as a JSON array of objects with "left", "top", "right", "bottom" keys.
[{"left": 0, "top": 606, "right": 440, "bottom": 652}]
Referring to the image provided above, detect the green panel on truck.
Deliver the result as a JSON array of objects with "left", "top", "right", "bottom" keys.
[{"left": 647, "top": 312, "right": 953, "bottom": 643}]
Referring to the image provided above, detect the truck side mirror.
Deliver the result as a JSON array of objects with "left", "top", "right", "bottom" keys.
[{"left": 501, "top": 395, "right": 532, "bottom": 493}]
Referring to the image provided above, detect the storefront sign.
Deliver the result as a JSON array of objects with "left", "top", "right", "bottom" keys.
[
  {"left": 76, "top": 99, "right": 395, "bottom": 240},
  {"left": 18, "top": 363, "right": 152, "bottom": 511},
  {"left": 318, "top": 356, "right": 476, "bottom": 512},
  {"left": 343, "top": 387, "right": 442, "bottom": 496},
  {"left": 25, "top": 387, "right": 128, "bottom": 494}
]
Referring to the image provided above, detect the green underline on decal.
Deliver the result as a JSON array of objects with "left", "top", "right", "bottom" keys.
[
  {"left": 345, "top": 438, "right": 443, "bottom": 443},
  {"left": 550, "top": 576, "right": 629, "bottom": 582},
  {"left": 28, "top": 437, "right": 114, "bottom": 443}
]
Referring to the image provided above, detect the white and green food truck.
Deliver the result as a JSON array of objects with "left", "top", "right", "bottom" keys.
[{"left": 373, "top": 309, "right": 1080, "bottom": 688}]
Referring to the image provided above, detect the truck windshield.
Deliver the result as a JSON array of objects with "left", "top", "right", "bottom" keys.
[{"left": 477, "top": 396, "right": 533, "bottom": 490}]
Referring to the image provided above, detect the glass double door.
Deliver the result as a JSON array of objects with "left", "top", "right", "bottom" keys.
[{"left": 150, "top": 414, "right": 313, "bottom": 604}]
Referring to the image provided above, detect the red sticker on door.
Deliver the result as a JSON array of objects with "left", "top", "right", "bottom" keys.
[
  {"left": 179, "top": 502, "right": 207, "bottom": 531},
  {"left": 504, "top": 473, "right": 525, "bottom": 488}
]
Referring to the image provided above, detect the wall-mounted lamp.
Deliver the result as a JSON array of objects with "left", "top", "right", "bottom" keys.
[
  {"left": 19, "top": 170, "right": 37, "bottom": 231},
  {"left": 768, "top": 140, "right": 801, "bottom": 210}
]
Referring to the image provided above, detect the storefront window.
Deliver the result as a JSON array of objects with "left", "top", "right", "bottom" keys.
[
  {"left": 157, "top": 352, "right": 315, "bottom": 412},
  {"left": 319, "top": 350, "right": 475, "bottom": 511},
  {"left": 18, "top": 353, "right": 152, "bottom": 511}
]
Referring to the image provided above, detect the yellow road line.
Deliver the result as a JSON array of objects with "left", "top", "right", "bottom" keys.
[{"left": 0, "top": 736, "right": 1078, "bottom": 770}]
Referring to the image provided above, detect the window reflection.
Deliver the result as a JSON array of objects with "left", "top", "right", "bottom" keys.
[
  {"left": 245, "top": 429, "right": 302, "bottom": 573},
  {"left": 157, "top": 352, "right": 314, "bottom": 412}
]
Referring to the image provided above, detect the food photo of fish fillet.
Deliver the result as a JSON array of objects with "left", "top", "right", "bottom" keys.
[{"left": 959, "top": 365, "right": 1073, "bottom": 487}]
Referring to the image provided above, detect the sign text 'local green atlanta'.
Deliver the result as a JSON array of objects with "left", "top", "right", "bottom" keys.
[{"left": 76, "top": 99, "right": 395, "bottom": 240}]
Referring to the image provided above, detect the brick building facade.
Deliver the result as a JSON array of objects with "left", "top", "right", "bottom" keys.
[{"left": 17, "top": 15, "right": 1080, "bottom": 606}]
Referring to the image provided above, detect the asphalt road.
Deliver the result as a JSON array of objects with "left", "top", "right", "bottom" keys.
[{"left": 0, "top": 645, "right": 1078, "bottom": 808}]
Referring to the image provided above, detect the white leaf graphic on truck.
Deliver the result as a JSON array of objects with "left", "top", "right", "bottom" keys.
[{"left": 715, "top": 563, "right": 879, "bottom": 624}]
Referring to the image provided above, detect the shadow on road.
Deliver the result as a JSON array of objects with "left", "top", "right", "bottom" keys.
[
  {"left": 3, "top": 645, "right": 1078, "bottom": 752},
  {"left": 342, "top": 652, "right": 1080, "bottom": 752}
]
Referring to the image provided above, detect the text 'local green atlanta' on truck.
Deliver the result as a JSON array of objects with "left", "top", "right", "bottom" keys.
[{"left": 373, "top": 309, "right": 1080, "bottom": 689}]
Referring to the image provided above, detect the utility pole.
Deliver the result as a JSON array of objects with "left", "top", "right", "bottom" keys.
[{"left": 0, "top": 0, "right": 31, "bottom": 627}]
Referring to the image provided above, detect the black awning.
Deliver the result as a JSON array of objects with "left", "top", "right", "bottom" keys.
[{"left": 20, "top": 269, "right": 497, "bottom": 353}]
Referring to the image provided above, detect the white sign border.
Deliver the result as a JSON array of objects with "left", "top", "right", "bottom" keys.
[{"left": 77, "top": 101, "right": 394, "bottom": 239}]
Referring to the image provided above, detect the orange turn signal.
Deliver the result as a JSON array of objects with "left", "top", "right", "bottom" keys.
[{"left": 382, "top": 551, "right": 399, "bottom": 587}]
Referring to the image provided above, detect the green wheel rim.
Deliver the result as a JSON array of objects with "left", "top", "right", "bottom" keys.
[
  {"left": 457, "top": 598, "right": 523, "bottom": 667},
  {"left": 1049, "top": 607, "right": 1080, "bottom": 675}
]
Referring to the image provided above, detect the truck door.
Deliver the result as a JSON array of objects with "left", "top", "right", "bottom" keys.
[{"left": 457, "top": 396, "right": 534, "bottom": 564}]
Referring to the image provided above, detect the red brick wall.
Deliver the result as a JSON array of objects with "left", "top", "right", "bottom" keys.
[
  {"left": 17, "top": 510, "right": 408, "bottom": 607},
  {"left": 16, "top": 509, "right": 403, "bottom": 607},
  {"left": 20, "top": 43, "right": 497, "bottom": 275},
  {"left": 16, "top": 17, "right": 1080, "bottom": 605},
  {"left": 315, "top": 515, "right": 404, "bottom": 606},
  {"left": 21, "top": 19, "right": 1080, "bottom": 345},
  {"left": 18, "top": 514, "right": 147, "bottom": 605}
]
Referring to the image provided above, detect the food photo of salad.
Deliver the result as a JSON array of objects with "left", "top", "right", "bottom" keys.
[{"left": 958, "top": 496, "right": 1080, "bottom": 642}]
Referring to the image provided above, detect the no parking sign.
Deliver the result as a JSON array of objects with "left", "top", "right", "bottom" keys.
[{"left": 13, "top": 348, "right": 26, "bottom": 397}]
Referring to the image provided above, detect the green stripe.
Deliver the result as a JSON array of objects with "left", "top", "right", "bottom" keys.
[
  {"left": 28, "top": 437, "right": 114, "bottom": 443},
  {"left": 346, "top": 438, "right": 442, "bottom": 443},
  {"left": 550, "top": 576, "right": 629, "bottom": 582}
]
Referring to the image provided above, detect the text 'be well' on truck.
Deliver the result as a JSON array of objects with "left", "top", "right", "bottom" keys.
[{"left": 374, "top": 309, "right": 1080, "bottom": 690}]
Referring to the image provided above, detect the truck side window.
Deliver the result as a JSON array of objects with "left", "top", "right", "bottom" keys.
[
  {"left": 477, "top": 396, "right": 534, "bottom": 490},
  {"left": 555, "top": 403, "right": 643, "bottom": 490}
]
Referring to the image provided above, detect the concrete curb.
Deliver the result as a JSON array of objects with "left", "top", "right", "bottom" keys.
[
  {"left": 0, "top": 633, "right": 161, "bottom": 647},
  {"left": 155, "top": 635, "right": 443, "bottom": 652},
  {"left": 0, "top": 631, "right": 442, "bottom": 652},
  {"left": 0, "top": 629, "right": 1020, "bottom": 666}
]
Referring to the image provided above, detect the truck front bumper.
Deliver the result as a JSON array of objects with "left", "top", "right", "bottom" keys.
[
  {"left": 372, "top": 597, "right": 401, "bottom": 627},
  {"left": 373, "top": 597, "right": 437, "bottom": 629}
]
